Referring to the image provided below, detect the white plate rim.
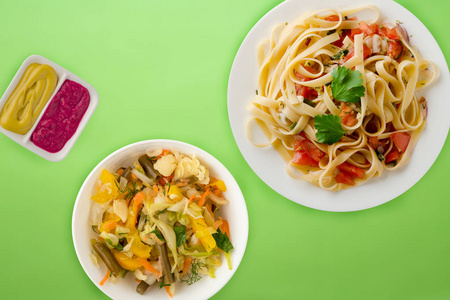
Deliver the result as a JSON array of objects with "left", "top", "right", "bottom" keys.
[{"left": 227, "top": 0, "right": 450, "bottom": 212}]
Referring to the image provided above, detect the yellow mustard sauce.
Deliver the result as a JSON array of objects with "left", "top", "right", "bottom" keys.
[{"left": 0, "top": 63, "right": 57, "bottom": 134}]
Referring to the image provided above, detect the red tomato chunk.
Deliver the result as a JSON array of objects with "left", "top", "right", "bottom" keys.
[
  {"left": 335, "top": 172, "right": 355, "bottom": 185},
  {"left": 293, "top": 150, "right": 319, "bottom": 167},
  {"left": 338, "top": 162, "right": 365, "bottom": 179},
  {"left": 387, "top": 40, "right": 404, "bottom": 61},
  {"left": 385, "top": 149, "right": 401, "bottom": 163},
  {"left": 391, "top": 132, "right": 410, "bottom": 153}
]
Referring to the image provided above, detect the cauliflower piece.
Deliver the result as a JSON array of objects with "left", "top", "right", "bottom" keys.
[
  {"left": 174, "top": 154, "right": 210, "bottom": 184},
  {"left": 154, "top": 154, "right": 177, "bottom": 176}
]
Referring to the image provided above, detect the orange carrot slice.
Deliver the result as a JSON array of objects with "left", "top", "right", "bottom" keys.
[
  {"left": 100, "top": 269, "right": 111, "bottom": 286},
  {"left": 138, "top": 258, "right": 162, "bottom": 280}
]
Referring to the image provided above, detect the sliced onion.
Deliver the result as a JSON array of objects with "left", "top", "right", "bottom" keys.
[
  {"left": 131, "top": 169, "right": 155, "bottom": 185},
  {"left": 396, "top": 23, "right": 409, "bottom": 43},
  {"left": 207, "top": 192, "right": 229, "bottom": 205}
]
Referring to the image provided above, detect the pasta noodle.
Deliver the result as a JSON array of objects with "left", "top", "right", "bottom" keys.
[{"left": 248, "top": 6, "right": 437, "bottom": 191}]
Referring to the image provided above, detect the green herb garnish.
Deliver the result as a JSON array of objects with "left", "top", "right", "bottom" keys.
[
  {"left": 303, "top": 99, "right": 316, "bottom": 107},
  {"left": 174, "top": 225, "right": 186, "bottom": 247},
  {"left": 289, "top": 122, "right": 297, "bottom": 130},
  {"left": 157, "top": 208, "right": 168, "bottom": 216},
  {"left": 331, "top": 66, "right": 365, "bottom": 103},
  {"left": 91, "top": 225, "right": 99, "bottom": 234},
  {"left": 331, "top": 49, "right": 349, "bottom": 60},
  {"left": 314, "top": 114, "right": 345, "bottom": 145},
  {"left": 151, "top": 230, "right": 165, "bottom": 242},
  {"left": 181, "top": 259, "right": 205, "bottom": 285},
  {"left": 114, "top": 179, "right": 139, "bottom": 200},
  {"left": 106, "top": 239, "right": 123, "bottom": 251},
  {"left": 212, "top": 228, "right": 234, "bottom": 253},
  {"left": 158, "top": 277, "right": 171, "bottom": 289}
]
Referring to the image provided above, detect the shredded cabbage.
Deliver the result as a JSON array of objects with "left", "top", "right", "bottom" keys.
[{"left": 88, "top": 148, "right": 234, "bottom": 296}]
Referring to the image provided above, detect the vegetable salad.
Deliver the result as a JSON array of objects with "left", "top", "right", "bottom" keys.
[{"left": 89, "top": 148, "right": 233, "bottom": 297}]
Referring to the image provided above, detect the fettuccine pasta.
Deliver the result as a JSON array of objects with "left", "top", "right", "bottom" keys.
[{"left": 248, "top": 6, "right": 437, "bottom": 191}]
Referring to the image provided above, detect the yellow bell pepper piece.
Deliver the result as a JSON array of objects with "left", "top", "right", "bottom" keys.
[
  {"left": 112, "top": 251, "right": 142, "bottom": 271},
  {"left": 91, "top": 169, "right": 119, "bottom": 203},
  {"left": 99, "top": 212, "right": 121, "bottom": 233},
  {"left": 129, "top": 230, "right": 152, "bottom": 258},
  {"left": 125, "top": 192, "right": 145, "bottom": 230},
  {"left": 211, "top": 180, "right": 227, "bottom": 192},
  {"left": 189, "top": 216, "right": 216, "bottom": 252},
  {"left": 168, "top": 185, "right": 184, "bottom": 202}
]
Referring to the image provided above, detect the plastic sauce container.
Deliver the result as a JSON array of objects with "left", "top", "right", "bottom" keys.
[{"left": 0, "top": 55, "right": 99, "bottom": 161}]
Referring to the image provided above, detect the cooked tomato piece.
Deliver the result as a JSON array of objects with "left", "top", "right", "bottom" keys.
[
  {"left": 292, "top": 150, "right": 319, "bottom": 167},
  {"left": 379, "top": 26, "right": 399, "bottom": 40},
  {"left": 385, "top": 149, "right": 401, "bottom": 163},
  {"left": 387, "top": 40, "right": 403, "bottom": 60},
  {"left": 332, "top": 29, "right": 351, "bottom": 47},
  {"left": 296, "top": 85, "right": 318, "bottom": 100},
  {"left": 294, "top": 134, "right": 324, "bottom": 162},
  {"left": 344, "top": 43, "right": 372, "bottom": 62},
  {"left": 368, "top": 136, "right": 382, "bottom": 149},
  {"left": 358, "top": 21, "right": 378, "bottom": 36},
  {"left": 338, "top": 162, "right": 365, "bottom": 179},
  {"left": 335, "top": 172, "right": 355, "bottom": 185},
  {"left": 295, "top": 72, "right": 310, "bottom": 82},
  {"left": 339, "top": 103, "right": 358, "bottom": 127},
  {"left": 340, "top": 111, "right": 357, "bottom": 126},
  {"left": 294, "top": 65, "right": 318, "bottom": 82},
  {"left": 302, "top": 65, "right": 319, "bottom": 74},
  {"left": 294, "top": 139, "right": 324, "bottom": 162},
  {"left": 350, "top": 28, "right": 363, "bottom": 40},
  {"left": 391, "top": 132, "right": 410, "bottom": 153},
  {"left": 325, "top": 15, "right": 340, "bottom": 21}
]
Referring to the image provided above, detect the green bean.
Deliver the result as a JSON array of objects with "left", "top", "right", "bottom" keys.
[
  {"left": 136, "top": 281, "right": 150, "bottom": 295},
  {"left": 138, "top": 155, "right": 159, "bottom": 180},
  {"left": 156, "top": 230, "right": 174, "bottom": 284},
  {"left": 119, "top": 166, "right": 132, "bottom": 181},
  {"left": 92, "top": 242, "right": 123, "bottom": 277}
]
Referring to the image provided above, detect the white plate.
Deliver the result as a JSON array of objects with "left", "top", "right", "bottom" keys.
[
  {"left": 0, "top": 55, "right": 99, "bottom": 162},
  {"left": 72, "top": 140, "right": 249, "bottom": 300},
  {"left": 227, "top": 0, "right": 450, "bottom": 212}
]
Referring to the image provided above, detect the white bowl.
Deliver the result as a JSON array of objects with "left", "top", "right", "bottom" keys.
[
  {"left": 0, "top": 54, "right": 99, "bottom": 162},
  {"left": 72, "top": 139, "right": 249, "bottom": 300}
]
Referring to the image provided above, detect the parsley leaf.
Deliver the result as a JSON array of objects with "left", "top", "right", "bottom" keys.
[
  {"left": 314, "top": 114, "right": 345, "bottom": 145},
  {"left": 331, "top": 66, "right": 365, "bottom": 103},
  {"left": 212, "top": 228, "right": 234, "bottom": 253},
  {"left": 174, "top": 225, "right": 186, "bottom": 247}
]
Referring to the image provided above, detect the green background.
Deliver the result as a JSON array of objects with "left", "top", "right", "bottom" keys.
[{"left": 0, "top": 0, "right": 449, "bottom": 299}]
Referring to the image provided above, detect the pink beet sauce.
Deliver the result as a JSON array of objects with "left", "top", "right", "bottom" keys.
[{"left": 31, "top": 79, "right": 90, "bottom": 153}]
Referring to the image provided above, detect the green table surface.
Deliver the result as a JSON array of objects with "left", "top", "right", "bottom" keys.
[{"left": 0, "top": 0, "right": 449, "bottom": 299}]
